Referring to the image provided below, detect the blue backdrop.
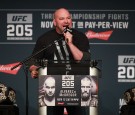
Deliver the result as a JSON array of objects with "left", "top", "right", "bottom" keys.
[{"left": 0, "top": 1, "right": 135, "bottom": 115}]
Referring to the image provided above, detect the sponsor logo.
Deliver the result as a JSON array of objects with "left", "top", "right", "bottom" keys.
[
  {"left": 0, "top": 62, "right": 22, "bottom": 75},
  {"left": 57, "top": 102, "right": 64, "bottom": 105},
  {"left": 7, "top": 13, "right": 33, "bottom": 40},
  {"left": 85, "top": 30, "right": 113, "bottom": 40},
  {"left": 118, "top": 55, "right": 135, "bottom": 82},
  {"left": 62, "top": 75, "right": 74, "bottom": 88}
]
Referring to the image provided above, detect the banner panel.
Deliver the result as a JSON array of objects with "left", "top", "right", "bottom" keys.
[{"left": 39, "top": 75, "right": 98, "bottom": 107}]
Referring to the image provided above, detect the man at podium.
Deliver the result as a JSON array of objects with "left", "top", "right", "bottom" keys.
[{"left": 29, "top": 8, "right": 90, "bottom": 115}]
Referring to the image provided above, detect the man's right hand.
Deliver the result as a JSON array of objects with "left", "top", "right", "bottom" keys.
[{"left": 29, "top": 65, "right": 38, "bottom": 78}]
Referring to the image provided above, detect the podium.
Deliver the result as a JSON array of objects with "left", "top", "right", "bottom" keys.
[
  {"left": 38, "top": 60, "right": 101, "bottom": 115},
  {"left": 120, "top": 105, "right": 135, "bottom": 115},
  {"left": 0, "top": 105, "right": 19, "bottom": 115}
]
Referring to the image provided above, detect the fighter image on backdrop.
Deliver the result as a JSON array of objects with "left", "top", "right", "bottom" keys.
[
  {"left": 81, "top": 75, "right": 98, "bottom": 107},
  {"left": 39, "top": 76, "right": 55, "bottom": 106}
]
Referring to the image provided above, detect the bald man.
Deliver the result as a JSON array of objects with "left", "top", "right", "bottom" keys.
[
  {"left": 29, "top": 8, "right": 91, "bottom": 115},
  {"left": 39, "top": 76, "right": 55, "bottom": 106}
]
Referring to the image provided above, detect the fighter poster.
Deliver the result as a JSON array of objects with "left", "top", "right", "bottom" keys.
[{"left": 39, "top": 75, "right": 98, "bottom": 107}]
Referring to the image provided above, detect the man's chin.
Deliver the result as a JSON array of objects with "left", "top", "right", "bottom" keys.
[
  {"left": 82, "top": 96, "right": 89, "bottom": 101},
  {"left": 46, "top": 94, "right": 54, "bottom": 99}
]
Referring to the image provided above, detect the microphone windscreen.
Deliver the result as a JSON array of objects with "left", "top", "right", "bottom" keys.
[{"left": 63, "top": 26, "right": 72, "bottom": 33}]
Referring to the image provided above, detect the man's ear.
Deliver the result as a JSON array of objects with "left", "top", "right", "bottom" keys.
[{"left": 53, "top": 19, "right": 56, "bottom": 26}]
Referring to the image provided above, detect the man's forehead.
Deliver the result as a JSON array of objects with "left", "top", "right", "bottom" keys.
[
  {"left": 45, "top": 77, "right": 55, "bottom": 84},
  {"left": 55, "top": 9, "right": 70, "bottom": 17},
  {"left": 81, "top": 78, "right": 91, "bottom": 84}
]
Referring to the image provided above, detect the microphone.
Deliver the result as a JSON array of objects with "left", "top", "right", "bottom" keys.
[
  {"left": 63, "top": 26, "right": 72, "bottom": 33},
  {"left": 63, "top": 26, "right": 72, "bottom": 43}
]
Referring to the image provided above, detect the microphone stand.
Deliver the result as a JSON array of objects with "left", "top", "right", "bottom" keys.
[
  {"left": 11, "top": 37, "right": 63, "bottom": 115},
  {"left": 11, "top": 37, "right": 63, "bottom": 70}
]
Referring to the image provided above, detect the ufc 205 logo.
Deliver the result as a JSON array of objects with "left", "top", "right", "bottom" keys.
[
  {"left": 62, "top": 75, "right": 74, "bottom": 88},
  {"left": 7, "top": 25, "right": 32, "bottom": 36},
  {"left": 118, "top": 55, "right": 135, "bottom": 79},
  {"left": 11, "top": 16, "right": 27, "bottom": 21},
  {"left": 7, "top": 14, "right": 33, "bottom": 37},
  {"left": 118, "top": 66, "right": 135, "bottom": 79}
]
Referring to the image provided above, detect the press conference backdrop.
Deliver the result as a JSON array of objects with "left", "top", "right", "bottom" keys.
[{"left": 0, "top": 4, "right": 135, "bottom": 115}]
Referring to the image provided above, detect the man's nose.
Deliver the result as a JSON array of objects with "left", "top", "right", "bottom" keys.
[
  {"left": 49, "top": 88, "right": 52, "bottom": 91},
  {"left": 64, "top": 19, "right": 68, "bottom": 23},
  {"left": 84, "top": 87, "right": 87, "bottom": 91}
]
